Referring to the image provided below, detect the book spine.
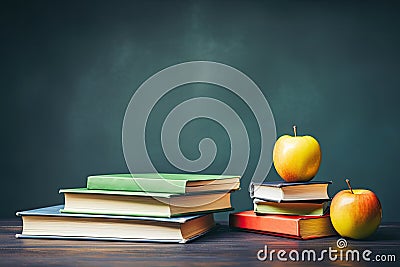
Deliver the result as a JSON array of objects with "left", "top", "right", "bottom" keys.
[{"left": 249, "top": 183, "right": 255, "bottom": 198}]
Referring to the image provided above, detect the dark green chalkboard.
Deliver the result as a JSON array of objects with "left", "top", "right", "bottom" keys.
[{"left": 1, "top": 0, "right": 399, "bottom": 221}]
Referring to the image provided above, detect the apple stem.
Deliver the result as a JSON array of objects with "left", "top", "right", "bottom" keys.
[
  {"left": 293, "top": 125, "right": 297, "bottom": 137},
  {"left": 345, "top": 179, "right": 354, "bottom": 194}
]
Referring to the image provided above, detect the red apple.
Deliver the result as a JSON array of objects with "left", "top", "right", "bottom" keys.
[
  {"left": 273, "top": 126, "right": 321, "bottom": 182},
  {"left": 330, "top": 179, "right": 382, "bottom": 239}
]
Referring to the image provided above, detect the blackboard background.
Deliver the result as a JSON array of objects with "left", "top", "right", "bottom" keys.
[{"left": 1, "top": 0, "right": 399, "bottom": 221}]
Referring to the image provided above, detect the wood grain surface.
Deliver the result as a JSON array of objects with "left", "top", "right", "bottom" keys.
[{"left": 1, "top": 220, "right": 399, "bottom": 266}]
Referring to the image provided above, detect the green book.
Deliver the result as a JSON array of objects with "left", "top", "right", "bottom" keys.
[
  {"left": 59, "top": 188, "right": 233, "bottom": 218},
  {"left": 253, "top": 199, "right": 330, "bottom": 216},
  {"left": 87, "top": 173, "right": 240, "bottom": 194}
]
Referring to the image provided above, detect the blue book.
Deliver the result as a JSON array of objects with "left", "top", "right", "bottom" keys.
[{"left": 16, "top": 205, "right": 216, "bottom": 243}]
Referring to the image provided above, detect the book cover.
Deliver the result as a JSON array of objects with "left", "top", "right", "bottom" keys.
[
  {"left": 16, "top": 205, "right": 216, "bottom": 243},
  {"left": 16, "top": 205, "right": 203, "bottom": 223},
  {"left": 87, "top": 173, "right": 240, "bottom": 194},
  {"left": 251, "top": 180, "right": 332, "bottom": 188},
  {"left": 229, "top": 210, "right": 336, "bottom": 239}
]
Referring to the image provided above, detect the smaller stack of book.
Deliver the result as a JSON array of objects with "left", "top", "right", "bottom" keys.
[
  {"left": 17, "top": 173, "right": 240, "bottom": 243},
  {"left": 230, "top": 180, "right": 337, "bottom": 239}
]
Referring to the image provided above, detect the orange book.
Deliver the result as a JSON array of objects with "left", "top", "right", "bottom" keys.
[{"left": 229, "top": 210, "right": 336, "bottom": 239}]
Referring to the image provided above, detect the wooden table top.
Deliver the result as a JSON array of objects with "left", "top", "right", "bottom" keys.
[{"left": 1, "top": 219, "right": 399, "bottom": 266}]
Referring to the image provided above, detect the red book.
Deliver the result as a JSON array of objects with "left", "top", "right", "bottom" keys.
[{"left": 229, "top": 210, "right": 336, "bottom": 240}]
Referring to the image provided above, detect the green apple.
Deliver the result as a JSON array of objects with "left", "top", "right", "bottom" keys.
[
  {"left": 330, "top": 179, "right": 382, "bottom": 239},
  {"left": 273, "top": 126, "right": 321, "bottom": 182}
]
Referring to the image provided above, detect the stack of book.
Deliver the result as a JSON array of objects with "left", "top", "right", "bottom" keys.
[
  {"left": 16, "top": 173, "right": 240, "bottom": 243},
  {"left": 230, "top": 180, "right": 337, "bottom": 239}
]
